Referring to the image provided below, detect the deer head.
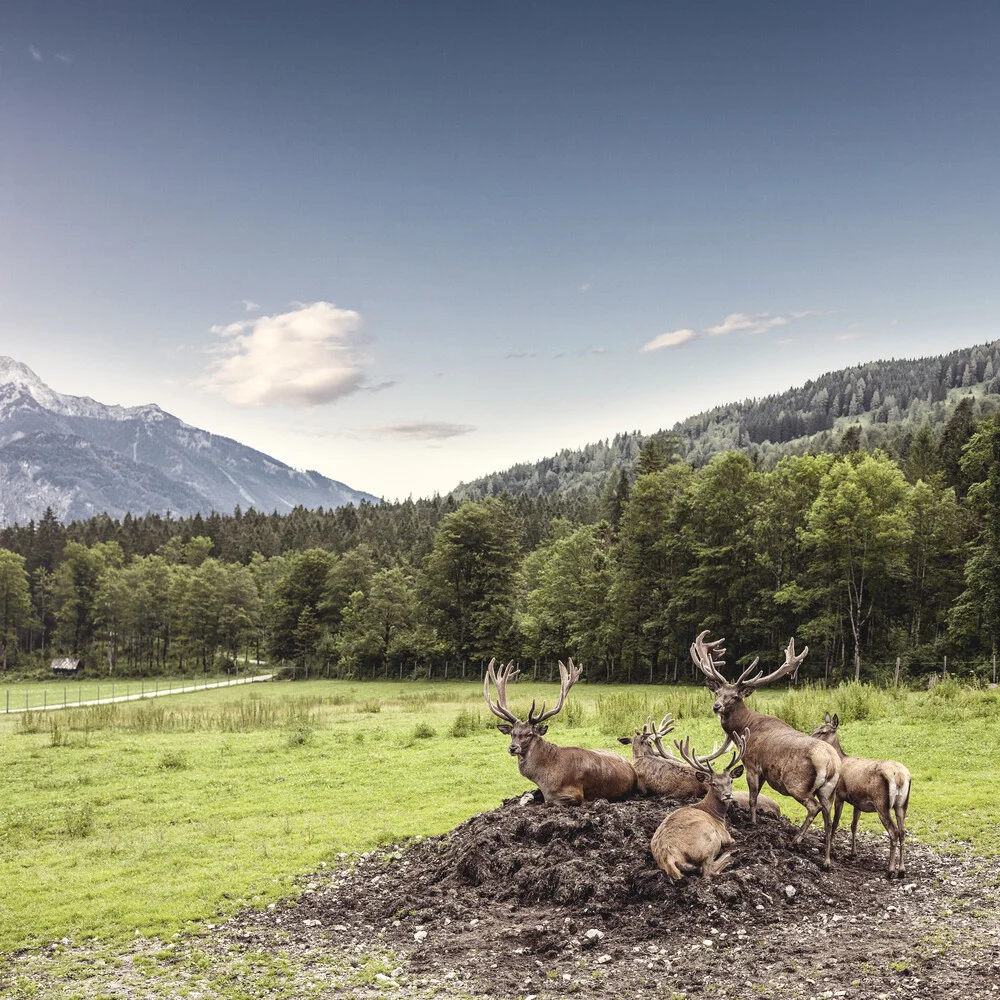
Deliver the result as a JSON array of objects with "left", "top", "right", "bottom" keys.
[
  {"left": 484, "top": 657, "right": 582, "bottom": 759},
  {"left": 673, "top": 729, "right": 749, "bottom": 806},
  {"left": 811, "top": 712, "right": 843, "bottom": 751},
  {"left": 617, "top": 714, "right": 675, "bottom": 757},
  {"left": 690, "top": 630, "right": 808, "bottom": 720}
]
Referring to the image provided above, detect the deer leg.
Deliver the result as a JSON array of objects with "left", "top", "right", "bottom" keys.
[
  {"left": 703, "top": 852, "right": 734, "bottom": 879},
  {"left": 746, "top": 767, "right": 761, "bottom": 824},
  {"left": 548, "top": 786, "right": 585, "bottom": 807},
  {"left": 849, "top": 806, "right": 860, "bottom": 857},
  {"left": 895, "top": 802, "right": 907, "bottom": 876},
  {"left": 792, "top": 796, "right": 821, "bottom": 843},
  {"left": 873, "top": 797, "right": 898, "bottom": 877}
]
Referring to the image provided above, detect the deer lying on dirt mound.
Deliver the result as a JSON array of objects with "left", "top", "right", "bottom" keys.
[
  {"left": 651, "top": 730, "right": 749, "bottom": 880},
  {"left": 691, "top": 631, "right": 841, "bottom": 869},
  {"left": 811, "top": 712, "right": 912, "bottom": 876},
  {"left": 484, "top": 658, "right": 637, "bottom": 805},
  {"left": 618, "top": 715, "right": 781, "bottom": 816}
]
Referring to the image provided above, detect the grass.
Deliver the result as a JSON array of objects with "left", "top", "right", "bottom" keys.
[{"left": 1, "top": 677, "right": 999, "bottom": 958}]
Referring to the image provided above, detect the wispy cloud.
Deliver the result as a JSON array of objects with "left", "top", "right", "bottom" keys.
[
  {"left": 641, "top": 310, "right": 821, "bottom": 352},
  {"left": 55, "top": 53, "right": 72, "bottom": 65},
  {"left": 706, "top": 312, "right": 792, "bottom": 337},
  {"left": 835, "top": 331, "right": 861, "bottom": 341},
  {"left": 365, "top": 422, "right": 476, "bottom": 441},
  {"left": 202, "top": 301, "right": 372, "bottom": 407},
  {"left": 578, "top": 281, "right": 592, "bottom": 293},
  {"left": 640, "top": 328, "right": 697, "bottom": 352},
  {"left": 29, "top": 45, "right": 42, "bottom": 62},
  {"left": 588, "top": 346, "right": 606, "bottom": 355},
  {"left": 505, "top": 351, "right": 537, "bottom": 359},
  {"left": 239, "top": 299, "right": 260, "bottom": 313}
]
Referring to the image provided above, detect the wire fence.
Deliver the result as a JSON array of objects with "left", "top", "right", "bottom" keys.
[{"left": 3, "top": 673, "right": 275, "bottom": 714}]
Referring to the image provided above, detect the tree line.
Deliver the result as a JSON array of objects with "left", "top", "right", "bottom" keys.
[{"left": 2, "top": 400, "right": 1000, "bottom": 683}]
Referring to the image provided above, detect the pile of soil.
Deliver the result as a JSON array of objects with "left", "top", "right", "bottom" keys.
[{"left": 224, "top": 793, "right": 1000, "bottom": 998}]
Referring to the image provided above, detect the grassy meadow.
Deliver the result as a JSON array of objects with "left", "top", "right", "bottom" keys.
[{"left": 2, "top": 676, "right": 999, "bottom": 956}]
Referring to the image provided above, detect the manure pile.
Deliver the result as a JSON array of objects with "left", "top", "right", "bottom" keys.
[{"left": 225, "top": 795, "right": 1000, "bottom": 998}]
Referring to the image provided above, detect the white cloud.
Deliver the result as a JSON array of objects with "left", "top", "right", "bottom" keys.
[
  {"left": 240, "top": 299, "right": 260, "bottom": 313},
  {"left": 640, "top": 309, "right": 825, "bottom": 353},
  {"left": 588, "top": 346, "right": 606, "bottom": 354},
  {"left": 55, "top": 53, "right": 72, "bottom": 65},
  {"left": 640, "top": 328, "right": 697, "bottom": 352},
  {"left": 836, "top": 331, "right": 861, "bottom": 341},
  {"left": 365, "top": 422, "right": 476, "bottom": 441},
  {"left": 706, "top": 312, "right": 792, "bottom": 337},
  {"left": 505, "top": 351, "right": 537, "bottom": 359},
  {"left": 29, "top": 46, "right": 42, "bottom": 61},
  {"left": 202, "top": 301, "right": 372, "bottom": 407},
  {"left": 578, "top": 282, "right": 592, "bottom": 293}
]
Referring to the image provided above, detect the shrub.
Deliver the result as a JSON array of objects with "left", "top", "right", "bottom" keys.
[{"left": 156, "top": 749, "right": 190, "bottom": 771}]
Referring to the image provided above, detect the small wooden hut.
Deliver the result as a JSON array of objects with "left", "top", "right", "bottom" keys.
[{"left": 51, "top": 657, "right": 83, "bottom": 675}]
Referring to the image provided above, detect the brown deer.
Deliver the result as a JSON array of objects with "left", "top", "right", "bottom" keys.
[
  {"left": 484, "top": 658, "right": 637, "bottom": 805},
  {"left": 691, "top": 631, "right": 841, "bottom": 869},
  {"left": 811, "top": 713, "right": 912, "bottom": 876},
  {"left": 618, "top": 715, "right": 781, "bottom": 816},
  {"left": 650, "top": 730, "right": 749, "bottom": 880}
]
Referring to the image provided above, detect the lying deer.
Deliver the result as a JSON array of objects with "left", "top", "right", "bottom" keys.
[
  {"left": 811, "top": 713, "right": 912, "bottom": 876},
  {"left": 691, "top": 631, "right": 841, "bottom": 869},
  {"left": 484, "top": 658, "right": 637, "bottom": 805},
  {"left": 618, "top": 715, "right": 781, "bottom": 816},
  {"left": 651, "top": 730, "right": 749, "bottom": 880}
]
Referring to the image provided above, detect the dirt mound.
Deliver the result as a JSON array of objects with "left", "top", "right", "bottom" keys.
[
  {"left": 224, "top": 794, "right": 1000, "bottom": 998},
  {"left": 339, "top": 794, "right": 839, "bottom": 925}
]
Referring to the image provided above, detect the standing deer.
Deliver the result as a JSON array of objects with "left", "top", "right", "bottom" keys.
[
  {"left": 651, "top": 730, "right": 749, "bottom": 880},
  {"left": 617, "top": 715, "right": 781, "bottom": 816},
  {"left": 691, "top": 631, "right": 841, "bottom": 869},
  {"left": 484, "top": 658, "right": 637, "bottom": 805},
  {"left": 811, "top": 713, "right": 912, "bottom": 876}
]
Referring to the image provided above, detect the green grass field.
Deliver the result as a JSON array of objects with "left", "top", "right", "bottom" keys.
[{"left": 2, "top": 677, "right": 998, "bottom": 956}]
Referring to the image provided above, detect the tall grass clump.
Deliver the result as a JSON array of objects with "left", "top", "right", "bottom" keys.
[{"left": 450, "top": 707, "right": 492, "bottom": 737}]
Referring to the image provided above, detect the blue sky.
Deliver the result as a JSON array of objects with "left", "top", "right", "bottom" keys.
[{"left": 2, "top": 2, "right": 999, "bottom": 498}]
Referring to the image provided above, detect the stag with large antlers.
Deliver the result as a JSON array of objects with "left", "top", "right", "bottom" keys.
[
  {"left": 812, "top": 713, "right": 912, "bottom": 876},
  {"left": 650, "top": 730, "right": 749, "bottom": 880},
  {"left": 484, "top": 658, "right": 637, "bottom": 805},
  {"left": 691, "top": 631, "right": 841, "bottom": 869},
  {"left": 617, "top": 715, "right": 780, "bottom": 815}
]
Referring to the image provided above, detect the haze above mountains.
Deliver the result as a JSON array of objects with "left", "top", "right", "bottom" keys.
[
  {"left": 2, "top": 340, "right": 999, "bottom": 525},
  {"left": 0, "top": 357, "right": 377, "bottom": 526}
]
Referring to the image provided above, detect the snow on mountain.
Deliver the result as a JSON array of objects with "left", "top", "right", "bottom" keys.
[{"left": 0, "top": 357, "right": 378, "bottom": 525}]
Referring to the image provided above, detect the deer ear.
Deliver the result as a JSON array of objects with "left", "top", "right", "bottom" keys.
[
  {"left": 617, "top": 736, "right": 631, "bottom": 745},
  {"left": 737, "top": 683, "right": 755, "bottom": 698},
  {"left": 824, "top": 712, "right": 832, "bottom": 724},
  {"left": 730, "top": 765, "right": 745, "bottom": 779},
  {"left": 536, "top": 724, "right": 548, "bottom": 736},
  {"left": 496, "top": 724, "right": 513, "bottom": 735},
  {"left": 695, "top": 770, "right": 709, "bottom": 784},
  {"left": 706, "top": 679, "right": 720, "bottom": 693},
  {"left": 832, "top": 714, "right": 839, "bottom": 729}
]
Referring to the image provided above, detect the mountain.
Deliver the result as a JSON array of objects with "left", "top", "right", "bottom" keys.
[
  {"left": 453, "top": 339, "right": 1000, "bottom": 500},
  {"left": 0, "top": 358, "right": 378, "bottom": 525}
]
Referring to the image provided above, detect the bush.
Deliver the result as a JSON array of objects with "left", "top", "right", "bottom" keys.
[
  {"left": 411, "top": 722, "right": 436, "bottom": 740},
  {"left": 156, "top": 749, "right": 190, "bottom": 771}
]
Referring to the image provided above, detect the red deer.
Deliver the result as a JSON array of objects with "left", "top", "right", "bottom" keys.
[
  {"left": 617, "top": 715, "right": 781, "bottom": 816},
  {"left": 483, "top": 658, "right": 636, "bottom": 805},
  {"left": 650, "top": 730, "right": 749, "bottom": 880},
  {"left": 691, "top": 631, "right": 841, "bottom": 869},
  {"left": 811, "top": 713, "right": 912, "bottom": 876}
]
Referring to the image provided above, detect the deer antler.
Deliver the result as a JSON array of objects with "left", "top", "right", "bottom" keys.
[
  {"left": 644, "top": 714, "right": 677, "bottom": 758},
  {"left": 690, "top": 630, "right": 729, "bottom": 686},
  {"left": 736, "top": 637, "right": 809, "bottom": 689},
  {"left": 527, "top": 658, "right": 582, "bottom": 724},
  {"left": 483, "top": 658, "right": 521, "bottom": 724},
  {"left": 674, "top": 729, "right": 749, "bottom": 775}
]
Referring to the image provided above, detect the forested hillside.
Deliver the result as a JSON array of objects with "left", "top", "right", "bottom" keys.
[
  {"left": 454, "top": 339, "right": 1000, "bottom": 500},
  {"left": 2, "top": 393, "right": 999, "bottom": 684}
]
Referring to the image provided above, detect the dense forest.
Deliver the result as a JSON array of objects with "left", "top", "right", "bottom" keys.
[
  {"left": 2, "top": 388, "right": 1000, "bottom": 685},
  {"left": 454, "top": 339, "right": 1000, "bottom": 500}
]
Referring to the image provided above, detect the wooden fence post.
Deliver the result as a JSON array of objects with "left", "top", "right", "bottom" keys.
[{"left": 894, "top": 657, "right": 901, "bottom": 687}]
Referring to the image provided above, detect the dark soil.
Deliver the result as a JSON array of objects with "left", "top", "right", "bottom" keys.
[{"left": 222, "top": 793, "right": 1000, "bottom": 998}]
